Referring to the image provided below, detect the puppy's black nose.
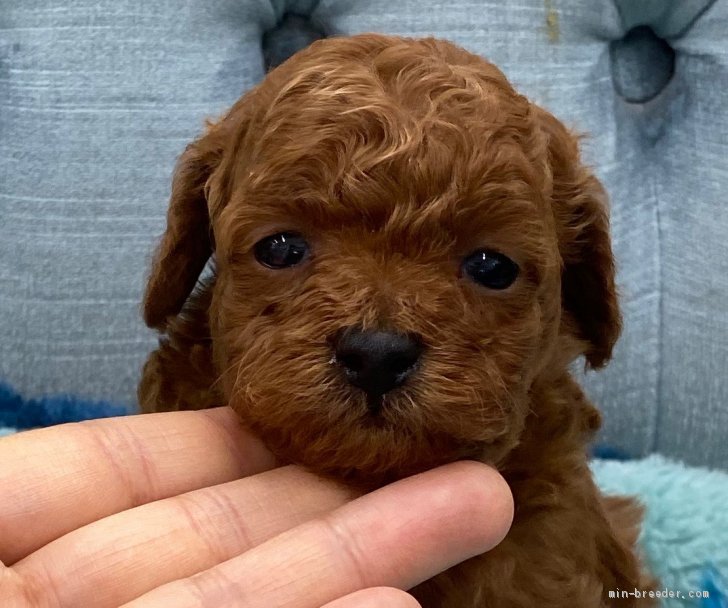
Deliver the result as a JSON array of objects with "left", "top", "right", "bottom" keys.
[{"left": 334, "top": 328, "right": 423, "bottom": 398}]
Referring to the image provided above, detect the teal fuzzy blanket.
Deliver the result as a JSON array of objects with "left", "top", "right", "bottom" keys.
[
  {"left": 592, "top": 456, "right": 728, "bottom": 607},
  {"left": 1, "top": 383, "right": 726, "bottom": 606}
]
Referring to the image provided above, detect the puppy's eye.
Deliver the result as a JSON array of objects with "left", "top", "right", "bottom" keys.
[
  {"left": 254, "top": 232, "right": 309, "bottom": 269},
  {"left": 462, "top": 249, "right": 519, "bottom": 290}
]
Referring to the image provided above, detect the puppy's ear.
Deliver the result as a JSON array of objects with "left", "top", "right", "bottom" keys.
[
  {"left": 537, "top": 108, "right": 622, "bottom": 368},
  {"left": 142, "top": 127, "right": 225, "bottom": 330}
]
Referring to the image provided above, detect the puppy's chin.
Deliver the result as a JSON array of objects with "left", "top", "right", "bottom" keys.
[{"left": 229, "top": 390, "right": 521, "bottom": 489}]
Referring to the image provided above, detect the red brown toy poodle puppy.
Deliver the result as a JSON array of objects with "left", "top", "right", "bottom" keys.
[{"left": 139, "top": 33, "right": 654, "bottom": 607}]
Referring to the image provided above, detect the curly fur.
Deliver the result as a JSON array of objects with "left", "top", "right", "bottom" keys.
[{"left": 139, "top": 34, "right": 655, "bottom": 607}]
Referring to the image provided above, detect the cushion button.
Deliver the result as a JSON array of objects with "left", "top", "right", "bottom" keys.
[{"left": 610, "top": 25, "right": 676, "bottom": 104}]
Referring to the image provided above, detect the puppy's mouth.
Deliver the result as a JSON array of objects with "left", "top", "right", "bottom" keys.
[
  {"left": 338, "top": 372, "right": 419, "bottom": 429},
  {"left": 357, "top": 394, "right": 402, "bottom": 430},
  {"left": 365, "top": 393, "right": 385, "bottom": 415}
]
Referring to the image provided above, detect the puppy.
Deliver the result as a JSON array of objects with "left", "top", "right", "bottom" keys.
[{"left": 139, "top": 34, "right": 654, "bottom": 607}]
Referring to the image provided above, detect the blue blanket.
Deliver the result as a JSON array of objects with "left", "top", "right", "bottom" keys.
[{"left": 0, "top": 382, "right": 130, "bottom": 429}]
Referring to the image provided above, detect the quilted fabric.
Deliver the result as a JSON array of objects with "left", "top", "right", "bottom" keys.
[{"left": 1, "top": 0, "right": 726, "bottom": 467}]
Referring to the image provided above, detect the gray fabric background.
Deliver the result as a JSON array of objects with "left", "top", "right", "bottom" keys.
[{"left": 1, "top": 0, "right": 726, "bottom": 468}]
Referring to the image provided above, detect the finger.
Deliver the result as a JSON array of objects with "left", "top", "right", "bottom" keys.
[
  {"left": 0, "top": 562, "right": 30, "bottom": 608},
  {"left": 321, "top": 588, "right": 421, "bottom": 608},
  {"left": 122, "top": 461, "right": 513, "bottom": 608},
  {"left": 13, "top": 466, "right": 355, "bottom": 608},
  {"left": 0, "top": 407, "right": 275, "bottom": 564}
]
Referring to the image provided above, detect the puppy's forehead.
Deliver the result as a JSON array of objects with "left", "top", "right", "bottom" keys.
[
  {"left": 231, "top": 36, "right": 550, "bottom": 252},
  {"left": 246, "top": 35, "right": 538, "bottom": 168}
]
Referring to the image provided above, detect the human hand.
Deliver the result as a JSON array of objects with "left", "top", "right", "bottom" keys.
[{"left": 0, "top": 407, "right": 513, "bottom": 607}]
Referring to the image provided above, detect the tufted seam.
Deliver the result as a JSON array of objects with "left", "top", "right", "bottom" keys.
[
  {"left": 650, "top": 170, "right": 664, "bottom": 454},
  {"left": 665, "top": 0, "right": 719, "bottom": 39},
  {"left": 612, "top": 0, "right": 719, "bottom": 40}
]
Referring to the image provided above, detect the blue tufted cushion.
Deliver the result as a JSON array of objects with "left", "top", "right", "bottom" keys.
[{"left": 1, "top": 0, "right": 726, "bottom": 468}]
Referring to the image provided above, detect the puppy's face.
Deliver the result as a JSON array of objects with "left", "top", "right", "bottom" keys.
[{"left": 144, "top": 35, "right": 620, "bottom": 485}]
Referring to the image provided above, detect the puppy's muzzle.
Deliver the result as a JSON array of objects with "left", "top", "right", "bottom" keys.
[{"left": 332, "top": 327, "right": 424, "bottom": 405}]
